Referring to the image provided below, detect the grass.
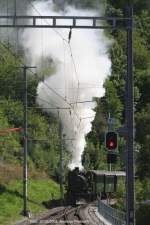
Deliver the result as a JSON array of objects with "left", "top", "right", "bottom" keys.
[{"left": 0, "top": 178, "right": 60, "bottom": 225}]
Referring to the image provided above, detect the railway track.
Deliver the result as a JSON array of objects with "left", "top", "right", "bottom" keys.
[
  {"left": 44, "top": 205, "right": 90, "bottom": 225},
  {"left": 65, "top": 205, "right": 90, "bottom": 225},
  {"left": 15, "top": 204, "right": 103, "bottom": 225}
]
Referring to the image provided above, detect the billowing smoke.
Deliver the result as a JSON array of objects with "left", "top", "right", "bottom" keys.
[{"left": 1, "top": 0, "right": 111, "bottom": 169}]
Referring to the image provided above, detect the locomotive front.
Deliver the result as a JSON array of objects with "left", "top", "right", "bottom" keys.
[{"left": 66, "top": 167, "right": 88, "bottom": 204}]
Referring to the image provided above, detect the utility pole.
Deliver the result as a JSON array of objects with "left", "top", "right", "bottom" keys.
[
  {"left": 14, "top": 0, "right": 16, "bottom": 16},
  {"left": 58, "top": 112, "right": 64, "bottom": 205},
  {"left": 21, "top": 66, "right": 36, "bottom": 217},
  {"left": 126, "top": 6, "right": 135, "bottom": 225},
  {"left": 14, "top": 0, "right": 18, "bottom": 53}
]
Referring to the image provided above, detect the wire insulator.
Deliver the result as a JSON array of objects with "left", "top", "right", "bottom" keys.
[{"left": 68, "top": 28, "right": 72, "bottom": 43}]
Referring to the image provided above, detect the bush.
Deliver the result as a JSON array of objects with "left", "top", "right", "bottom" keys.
[{"left": 136, "top": 204, "right": 150, "bottom": 225}]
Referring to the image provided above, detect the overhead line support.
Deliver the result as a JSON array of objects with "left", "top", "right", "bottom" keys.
[
  {"left": 27, "top": 107, "right": 70, "bottom": 110},
  {"left": 0, "top": 15, "right": 131, "bottom": 29},
  {"left": 125, "top": 6, "right": 135, "bottom": 225},
  {"left": 18, "top": 66, "right": 36, "bottom": 217}
]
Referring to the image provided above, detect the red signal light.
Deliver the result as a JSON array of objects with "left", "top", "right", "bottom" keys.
[{"left": 105, "top": 131, "right": 118, "bottom": 150}]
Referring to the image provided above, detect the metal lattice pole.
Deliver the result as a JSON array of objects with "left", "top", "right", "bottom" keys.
[
  {"left": 22, "top": 66, "right": 36, "bottom": 217},
  {"left": 23, "top": 66, "right": 28, "bottom": 216},
  {"left": 126, "top": 6, "right": 135, "bottom": 225},
  {"left": 59, "top": 115, "right": 64, "bottom": 205}
]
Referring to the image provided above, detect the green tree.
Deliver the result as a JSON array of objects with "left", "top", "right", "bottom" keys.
[{"left": 136, "top": 105, "right": 150, "bottom": 179}]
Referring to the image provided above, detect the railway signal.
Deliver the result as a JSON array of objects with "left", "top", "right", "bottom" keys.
[
  {"left": 107, "top": 153, "right": 117, "bottom": 164},
  {"left": 105, "top": 131, "right": 118, "bottom": 151}
]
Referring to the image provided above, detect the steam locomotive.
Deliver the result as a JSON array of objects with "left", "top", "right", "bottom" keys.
[{"left": 66, "top": 167, "right": 125, "bottom": 205}]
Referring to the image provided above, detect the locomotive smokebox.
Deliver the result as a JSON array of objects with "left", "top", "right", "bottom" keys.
[
  {"left": 73, "top": 167, "right": 79, "bottom": 173},
  {"left": 66, "top": 166, "right": 88, "bottom": 205}
]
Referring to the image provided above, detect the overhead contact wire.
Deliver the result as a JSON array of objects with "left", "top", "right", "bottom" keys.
[{"left": 26, "top": 0, "right": 82, "bottom": 127}]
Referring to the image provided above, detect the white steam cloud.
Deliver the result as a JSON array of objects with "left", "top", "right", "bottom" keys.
[{"left": 21, "top": 0, "right": 111, "bottom": 169}]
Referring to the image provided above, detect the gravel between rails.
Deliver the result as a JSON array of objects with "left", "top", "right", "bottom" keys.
[
  {"left": 77, "top": 204, "right": 104, "bottom": 225},
  {"left": 15, "top": 207, "right": 65, "bottom": 225},
  {"left": 15, "top": 204, "right": 103, "bottom": 225}
]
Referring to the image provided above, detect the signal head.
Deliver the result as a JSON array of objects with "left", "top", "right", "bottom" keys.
[{"left": 105, "top": 131, "right": 118, "bottom": 150}]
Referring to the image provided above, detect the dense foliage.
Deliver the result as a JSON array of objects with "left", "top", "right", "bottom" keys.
[
  {"left": 0, "top": 43, "right": 69, "bottom": 181},
  {"left": 81, "top": 0, "right": 150, "bottom": 211}
]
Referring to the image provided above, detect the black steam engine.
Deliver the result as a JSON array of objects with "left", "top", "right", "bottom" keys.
[
  {"left": 66, "top": 167, "right": 125, "bottom": 205},
  {"left": 66, "top": 167, "right": 89, "bottom": 204}
]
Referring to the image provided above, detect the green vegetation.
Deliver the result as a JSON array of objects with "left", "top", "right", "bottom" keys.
[
  {"left": 0, "top": 43, "right": 63, "bottom": 224},
  {"left": 0, "top": 177, "right": 60, "bottom": 225},
  {"left": 0, "top": 43, "right": 67, "bottom": 178},
  {"left": 136, "top": 204, "right": 150, "bottom": 225}
]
